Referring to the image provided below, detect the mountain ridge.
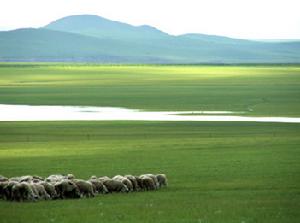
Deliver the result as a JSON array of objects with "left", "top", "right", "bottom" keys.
[
  {"left": 0, "top": 14, "right": 299, "bottom": 63},
  {"left": 44, "top": 14, "right": 169, "bottom": 40}
]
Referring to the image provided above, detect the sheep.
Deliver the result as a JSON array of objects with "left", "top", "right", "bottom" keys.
[
  {"left": 33, "top": 175, "right": 44, "bottom": 181},
  {"left": 90, "top": 175, "right": 98, "bottom": 180},
  {"left": 9, "top": 177, "right": 21, "bottom": 182},
  {"left": 32, "top": 178, "right": 43, "bottom": 184},
  {"left": 135, "top": 176, "right": 145, "bottom": 191},
  {"left": 65, "top": 174, "right": 75, "bottom": 180},
  {"left": 124, "top": 175, "right": 140, "bottom": 191},
  {"left": 112, "top": 175, "right": 134, "bottom": 192},
  {"left": 73, "top": 179, "right": 95, "bottom": 198},
  {"left": 143, "top": 174, "right": 160, "bottom": 189},
  {"left": 102, "top": 179, "right": 129, "bottom": 193},
  {"left": 11, "top": 182, "right": 37, "bottom": 202},
  {"left": 1, "top": 172, "right": 167, "bottom": 202},
  {"left": 0, "top": 181, "right": 9, "bottom": 199},
  {"left": 98, "top": 176, "right": 111, "bottom": 183},
  {"left": 156, "top": 174, "right": 168, "bottom": 187},
  {"left": 54, "top": 180, "right": 81, "bottom": 199},
  {"left": 46, "top": 174, "right": 65, "bottom": 183},
  {"left": 138, "top": 175, "right": 156, "bottom": 191},
  {"left": 39, "top": 182, "right": 58, "bottom": 199},
  {"left": 89, "top": 180, "right": 97, "bottom": 194},
  {"left": 11, "top": 183, "right": 24, "bottom": 201},
  {"left": 46, "top": 173, "right": 74, "bottom": 183},
  {"left": 88, "top": 178, "right": 108, "bottom": 194},
  {"left": 2, "top": 181, "right": 18, "bottom": 200},
  {"left": 20, "top": 175, "right": 33, "bottom": 183},
  {"left": 30, "top": 183, "right": 50, "bottom": 200},
  {"left": 0, "top": 175, "right": 8, "bottom": 182}
]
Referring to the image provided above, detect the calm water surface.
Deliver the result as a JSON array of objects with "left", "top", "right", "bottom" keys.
[{"left": 0, "top": 104, "right": 299, "bottom": 123}]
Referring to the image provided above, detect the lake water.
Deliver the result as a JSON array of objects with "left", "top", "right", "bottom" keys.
[{"left": 0, "top": 104, "right": 299, "bottom": 123}]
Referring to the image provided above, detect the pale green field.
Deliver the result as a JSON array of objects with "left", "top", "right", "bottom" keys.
[{"left": 0, "top": 64, "right": 299, "bottom": 116}]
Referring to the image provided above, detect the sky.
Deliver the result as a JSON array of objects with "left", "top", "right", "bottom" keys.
[{"left": 0, "top": 0, "right": 299, "bottom": 39}]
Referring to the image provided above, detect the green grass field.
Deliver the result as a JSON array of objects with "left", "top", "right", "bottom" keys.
[
  {"left": 0, "top": 64, "right": 299, "bottom": 223},
  {"left": 0, "top": 121, "right": 299, "bottom": 223},
  {"left": 0, "top": 64, "right": 300, "bottom": 116}
]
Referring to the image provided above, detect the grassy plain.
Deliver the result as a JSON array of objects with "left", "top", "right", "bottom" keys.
[
  {"left": 0, "top": 121, "right": 300, "bottom": 223},
  {"left": 0, "top": 64, "right": 299, "bottom": 223},
  {"left": 0, "top": 64, "right": 299, "bottom": 116}
]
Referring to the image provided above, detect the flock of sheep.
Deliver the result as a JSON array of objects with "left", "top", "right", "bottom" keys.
[{"left": 0, "top": 173, "right": 167, "bottom": 202}]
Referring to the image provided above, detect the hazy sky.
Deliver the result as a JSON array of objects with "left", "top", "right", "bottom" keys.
[{"left": 1, "top": 0, "right": 299, "bottom": 39}]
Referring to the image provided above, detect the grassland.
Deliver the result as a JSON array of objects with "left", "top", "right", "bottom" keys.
[
  {"left": 0, "top": 64, "right": 299, "bottom": 116},
  {"left": 0, "top": 121, "right": 299, "bottom": 223},
  {"left": 0, "top": 64, "right": 299, "bottom": 223}
]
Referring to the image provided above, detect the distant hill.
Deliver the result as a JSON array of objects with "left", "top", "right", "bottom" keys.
[
  {"left": 45, "top": 15, "right": 169, "bottom": 40},
  {"left": 0, "top": 14, "right": 299, "bottom": 63}
]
